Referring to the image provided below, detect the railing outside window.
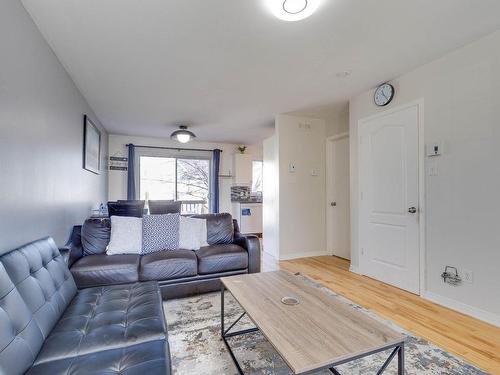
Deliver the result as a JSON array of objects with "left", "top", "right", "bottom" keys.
[{"left": 180, "top": 200, "right": 208, "bottom": 215}]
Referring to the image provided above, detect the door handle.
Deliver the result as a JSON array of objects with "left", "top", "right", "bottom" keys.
[
  {"left": 408, "top": 207, "right": 417, "bottom": 214},
  {"left": 330, "top": 202, "right": 337, "bottom": 207}
]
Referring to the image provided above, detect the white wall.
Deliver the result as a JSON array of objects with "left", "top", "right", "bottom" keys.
[
  {"left": 263, "top": 135, "right": 279, "bottom": 258},
  {"left": 326, "top": 104, "right": 350, "bottom": 138},
  {"left": 0, "top": 0, "right": 108, "bottom": 253},
  {"left": 108, "top": 134, "right": 262, "bottom": 215},
  {"left": 350, "top": 30, "right": 500, "bottom": 323},
  {"left": 263, "top": 115, "right": 327, "bottom": 260}
]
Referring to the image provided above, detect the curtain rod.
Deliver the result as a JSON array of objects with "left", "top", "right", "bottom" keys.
[{"left": 126, "top": 144, "right": 222, "bottom": 153}]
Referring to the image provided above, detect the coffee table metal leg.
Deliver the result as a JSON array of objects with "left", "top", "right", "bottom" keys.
[
  {"left": 221, "top": 285, "right": 258, "bottom": 375},
  {"left": 398, "top": 343, "right": 405, "bottom": 375},
  {"left": 329, "top": 342, "right": 405, "bottom": 375},
  {"left": 221, "top": 285, "right": 224, "bottom": 336}
]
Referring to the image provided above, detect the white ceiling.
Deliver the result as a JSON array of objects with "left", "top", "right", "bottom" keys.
[{"left": 22, "top": 0, "right": 500, "bottom": 144}]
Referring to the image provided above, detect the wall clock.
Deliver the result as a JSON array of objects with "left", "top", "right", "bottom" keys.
[{"left": 374, "top": 83, "right": 395, "bottom": 106}]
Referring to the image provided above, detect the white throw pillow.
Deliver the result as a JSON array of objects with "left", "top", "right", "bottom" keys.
[
  {"left": 199, "top": 219, "right": 209, "bottom": 247},
  {"left": 106, "top": 216, "right": 143, "bottom": 255},
  {"left": 179, "top": 217, "right": 209, "bottom": 250},
  {"left": 179, "top": 216, "right": 202, "bottom": 250}
]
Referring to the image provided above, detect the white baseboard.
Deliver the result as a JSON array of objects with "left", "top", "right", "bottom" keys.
[
  {"left": 279, "top": 250, "right": 329, "bottom": 261},
  {"left": 422, "top": 290, "right": 500, "bottom": 328},
  {"left": 349, "top": 264, "right": 361, "bottom": 274}
]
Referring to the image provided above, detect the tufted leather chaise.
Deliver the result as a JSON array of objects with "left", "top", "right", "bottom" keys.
[{"left": 0, "top": 237, "right": 170, "bottom": 375}]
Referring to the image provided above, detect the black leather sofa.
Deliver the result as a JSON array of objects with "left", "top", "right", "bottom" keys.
[
  {"left": 0, "top": 237, "right": 170, "bottom": 375},
  {"left": 66, "top": 213, "right": 261, "bottom": 299}
]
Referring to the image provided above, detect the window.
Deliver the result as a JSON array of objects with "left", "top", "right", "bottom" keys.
[
  {"left": 139, "top": 156, "right": 210, "bottom": 213},
  {"left": 252, "top": 160, "right": 263, "bottom": 193}
]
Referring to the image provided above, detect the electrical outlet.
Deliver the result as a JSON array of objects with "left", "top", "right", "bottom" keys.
[{"left": 463, "top": 269, "right": 474, "bottom": 284}]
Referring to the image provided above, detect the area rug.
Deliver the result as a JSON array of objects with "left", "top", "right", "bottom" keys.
[{"left": 164, "top": 274, "right": 488, "bottom": 375}]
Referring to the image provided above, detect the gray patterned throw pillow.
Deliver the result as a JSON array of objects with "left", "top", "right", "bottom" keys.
[{"left": 142, "top": 213, "right": 180, "bottom": 254}]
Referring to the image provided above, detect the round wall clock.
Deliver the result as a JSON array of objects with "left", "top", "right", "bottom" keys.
[{"left": 374, "top": 83, "right": 395, "bottom": 106}]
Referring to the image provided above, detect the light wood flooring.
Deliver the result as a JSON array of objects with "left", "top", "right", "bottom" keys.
[{"left": 262, "top": 254, "right": 500, "bottom": 374}]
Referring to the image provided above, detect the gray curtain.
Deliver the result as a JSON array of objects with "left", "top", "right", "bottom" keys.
[{"left": 127, "top": 144, "right": 136, "bottom": 200}]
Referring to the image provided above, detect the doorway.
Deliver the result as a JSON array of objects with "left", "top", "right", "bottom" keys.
[
  {"left": 358, "top": 102, "right": 422, "bottom": 294},
  {"left": 326, "top": 133, "right": 351, "bottom": 260}
]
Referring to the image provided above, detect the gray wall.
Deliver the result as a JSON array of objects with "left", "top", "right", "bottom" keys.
[{"left": 0, "top": 0, "right": 108, "bottom": 253}]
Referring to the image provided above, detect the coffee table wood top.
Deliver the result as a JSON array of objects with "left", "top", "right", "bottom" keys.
[{"left": 221, "top": 271, "right": 406, "bottom": 374}]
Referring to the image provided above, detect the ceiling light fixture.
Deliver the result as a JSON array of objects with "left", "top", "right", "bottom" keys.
[
  {"left": 266, "top": 0, "right": 321, "bottom": 22},
  {"left": 170, "top": 125, "right": 196, "bottom": 143},
  {"left": 283, "top": 0, "right": 308, "bottom": 14}
]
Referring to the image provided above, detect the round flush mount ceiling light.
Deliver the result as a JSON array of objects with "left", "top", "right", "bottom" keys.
[
  {"left": 171, "top": 125, "right": 196, "bottom": 143},
  {"left": 266, "top": 0, "right": 322, "bottom": 22}
]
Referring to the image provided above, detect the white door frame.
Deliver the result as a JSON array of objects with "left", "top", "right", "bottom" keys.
[
  {"left": 326, "top": 132, "right": 349, "bottom": 257},
  {"left": 357, "top": 100, "right": 426, "bottom": 295}
]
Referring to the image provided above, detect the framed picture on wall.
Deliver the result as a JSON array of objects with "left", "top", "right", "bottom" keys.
[{"left": 83, "top": 115, "right": 101, "bottom": 174}]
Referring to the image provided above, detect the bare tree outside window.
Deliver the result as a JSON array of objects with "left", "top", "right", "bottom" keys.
[{"left": 177, "top": 159, "right": 210, "bottom": 213}]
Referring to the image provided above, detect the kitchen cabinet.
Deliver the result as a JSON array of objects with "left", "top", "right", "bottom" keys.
[
  {"left": 232, "top": 202, "right": 263, "bottom": 234},
  {"left": 233, "top": 153, "right": 253, "bottom": 185}
]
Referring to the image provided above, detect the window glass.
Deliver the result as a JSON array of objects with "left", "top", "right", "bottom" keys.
[
  {"left": 139, "top": 155, "right": 210, "bottom": 214},
  {"left": 139, "top": 156, "right": 175, "bottom": 200},
  {"left": 252, "top": 160, "right": 263, "bottom": 193}
]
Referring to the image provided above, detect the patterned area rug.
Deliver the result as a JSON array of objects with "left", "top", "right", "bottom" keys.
[{"left": 164, "top": 274, "right": 488, "bottom": 375}]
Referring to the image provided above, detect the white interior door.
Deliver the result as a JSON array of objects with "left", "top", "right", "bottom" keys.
[
  {"left": 359, "top": 104, "right": 420, "bottom": 294},
  {"left": 327, "top": 135, "right": 351, "bottom": 260}
]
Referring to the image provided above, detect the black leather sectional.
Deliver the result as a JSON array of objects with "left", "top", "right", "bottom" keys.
[
  {"left": 66, "top": 213, "right": 261, "bottom": 299},
  {"left": 0, "top": 213, "right": 260, "bottom": 374},
  {"left": 0, "top": 237, "right": 170, "bottom": 375}
]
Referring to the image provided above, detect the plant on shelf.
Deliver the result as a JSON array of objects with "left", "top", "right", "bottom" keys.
[{"left": 237, "top": 145, "right": 247, "bottom": 154}]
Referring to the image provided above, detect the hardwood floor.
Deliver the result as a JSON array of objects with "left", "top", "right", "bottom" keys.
[{"left": 262, "top": 254, "right": 500, "bottom": 374}]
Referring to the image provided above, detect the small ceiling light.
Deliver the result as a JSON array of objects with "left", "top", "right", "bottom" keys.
[
  {"left": 171, "top": 125, "right": 196, "bottom": 143},
  {"left": 266, "top": 0, "right": 321, "bottom": 22}
]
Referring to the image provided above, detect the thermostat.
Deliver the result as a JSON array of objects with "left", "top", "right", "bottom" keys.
[{"left": 426, "top": 142, "right": 442, "bottom": 157}]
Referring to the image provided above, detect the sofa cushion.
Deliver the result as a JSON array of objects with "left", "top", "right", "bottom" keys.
[
  {"left": 81, "top": 218, "right": 111, "bottom": 256},
  {"left": 107, "top": 201, "right": 145, "bottom": 218},
  {"left": 0, "top": 238, "right": 77, "bottom": 375},
  {"left": 71, "top": 254, "right": 140, "bottom": 288},
  {"left": 193, "top": 213, "right": 234, "bottom": 245},
  {"left": 196, "top": 244, "right": 248, "bottom": 274},
  {"left": 28, "top": 340, "right": 169, "bottom": 375},
  {"left": 34, "top": 281, "right": 165, "bottom": 365},
  {"left": 148, "top": 200, "right": 181, "bottom": 215},
  {"left": 140, "top": 250, "right": 197, "bottom": 281},
  {"left": 142, "top": 214, "right": 180, "bottom": 254}
]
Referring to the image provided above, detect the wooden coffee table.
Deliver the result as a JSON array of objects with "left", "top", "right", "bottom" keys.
[{"left": 221, "top": 271, "right": 406, "bottom": 375}]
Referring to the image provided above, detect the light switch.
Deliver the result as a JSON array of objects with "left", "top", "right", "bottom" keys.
[
  {"left": 288, "top": 163, "right": 296, "bottom": 173},
  {"left": 310, "top": 169, "right": 318, "bottom": 176},
  {"left": 428, "top": 165, "right": 438, "bottom": 176}
]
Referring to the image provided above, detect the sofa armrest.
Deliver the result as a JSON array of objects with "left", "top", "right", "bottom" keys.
[
  {"left": 233, "top": 232, "right": 261, "bottom": 274},
  {"left": 61, "top": 225, "right": 84, "bottom": 268},
  {"left": 58, "top": 245, "right": 72, "bottom": 265}
]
